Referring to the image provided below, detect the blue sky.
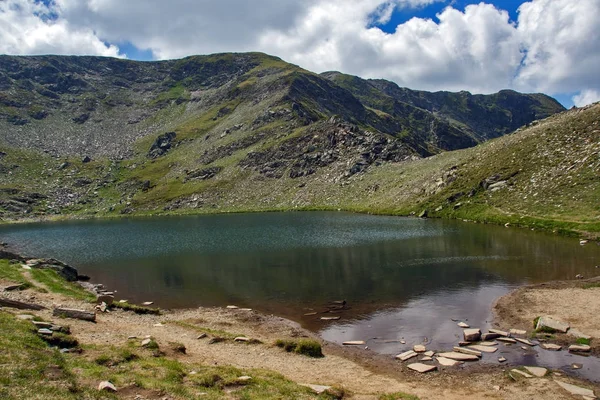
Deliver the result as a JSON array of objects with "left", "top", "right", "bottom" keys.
[
  {"left": 1, "top": 0, "right": 598, "bottom": 108},
  {"left": 377, "top": 0, "right": 523, "bottom": 32}
]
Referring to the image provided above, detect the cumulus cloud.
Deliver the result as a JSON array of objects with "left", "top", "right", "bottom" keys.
[
  {"left": 0, "top": 0, "right": 598, "bottom": 102},
  {"left": 0, "top": 0, "right": 120, "bottom": 57},
  {"left": 573, "top": 90, "right": 600, "bottom": 107}
]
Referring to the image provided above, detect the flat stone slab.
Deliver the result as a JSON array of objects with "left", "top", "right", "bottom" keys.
[
  {"left": 536, "top": 316, "right": 570, "bottom": 333},
  {"left": 463, "top": 328, "right": 481, "bottom": 342},
  {"left": 515, "top": 338, "right": 536, "bottom": 346},
  {"left": 436, "top": 357, "right": 459, "bottom": 366},
  {"left": 497, "top": 337, "right": 517, "bottom": 344},
  {"left": 438, "top": 352, "right": 479, "bottom": 361},
  {"left": 234, "top": 337, "right": 250, "bottom": 342},
  {"left": 489, "top": 329, "right": 509, "bottom": 337},
  {"left": 556, "top": 381, "right": 596, "bottom": 398},
  {"left": 420, "top": 356, "right": 433, "bottom": 361},
  {"left": 343, "top": 341, "right": 366, "bottom": 346},
  {"left": 226, "top": 305, "right": 239, "bottom": 309},
  {"left": 481, "top": 333, "right": 500, "bottom": 341},
  {"left": 407, "top": 363, "right": 437, "bottom": 373},
  {"left": 510, "top": 329, "right": 527, "bottom": 336},
  {"left": 300, "top": 384, "right": 331, "bottom": 395},
  {"left": 304, "top": 312, "right": 317, "bottom": 316},
  {"left": 457, "top": 322, "right": 470, "bottom": 328},
  {"left": 511, "top": 369, "right": 533, "bottom": 378},
  {"left": 498, "top": 357, "right": 507, "bottom": 363},
  {"left": 478, "top": 341, "right": 498, "bottom": 347},
  {"left": 453, "top": 346, "right": 482, "bottom": 357},
  {"left": 413, "top": 345, "right": 426, "bottom": 353},
  {"left": 320, "top": 316, "right": 340, "bottom": 321},
  {"left": 16, "top": 314, "right": 35, "bottom": 320},
  {"left": 38, "top": 328, "right": 53, "bottom": 335},
  {"left": 541, "top": 343, "right": 562, "bottom": 351},
  {"left": 424, "top": 351, "right": 435, "bottom": 357},
  {"left": 524, "top": 366, "right": 547, "bottom": 377},
  {"left": 396, "top": 350, "right": 418, "bottom": 361},
  {"left": 468, "top": 345, "right": 498, "bottom": 353},
  {"left": 569, "top": 329, "right": 592, "bottom": 340},
  {"left": 569, "top": 344, "right": 591, "bottom": 352}
]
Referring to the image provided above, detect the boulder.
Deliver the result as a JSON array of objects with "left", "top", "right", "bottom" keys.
[
  {"left": 148, "top": 132, "right": 176, "bottom": 159},
  {"left": 463, "top": 328, "right": 481, "bottom": 342},
  {"left": 96, "top": 295, "right": 114, "bottom": 306},
  {"left": 536, "top": 316, "right": 569, "bottom": 333}
]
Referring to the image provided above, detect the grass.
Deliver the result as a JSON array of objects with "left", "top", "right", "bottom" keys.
[
  {"left": 0, "top": 312, "right": 329, "bottom": 399},
  {"left": 29, "top": 268, "right": 95, "bottom": 302},
  {"left": 275, "top": 339, "right": 324, "bottom": 358},
  {"left": 583, "top": 282, "right": 600, "bottom": 289},
  {"left": 379, "top": 393, "right": 420, "bottom": 400},
  {"left": 110, "top": 301, "right": 161, "bottom": 315},
  {"left": 0, "top": 259, "right": 32, "bottom": 286},
  {"left": 576, "top": 338, "right": 591, "bottom": 346}
]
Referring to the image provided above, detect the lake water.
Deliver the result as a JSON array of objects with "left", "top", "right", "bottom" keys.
[{"left": 1, "top": 212, "right": 599, "bottom": 380}]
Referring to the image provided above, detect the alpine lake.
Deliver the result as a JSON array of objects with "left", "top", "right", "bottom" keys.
[{"left": 1, "top": 212, "right": 599, "bottom": 381}]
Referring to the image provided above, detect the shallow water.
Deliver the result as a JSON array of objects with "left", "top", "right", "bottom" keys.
[{"left": 1, "top": 212, "right": 599, "bottom": 380}]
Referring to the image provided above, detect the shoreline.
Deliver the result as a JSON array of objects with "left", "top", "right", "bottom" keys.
[
  {"left": 1, "top": 247, "right": 600, "bottom": 398},
  {"left": 0, "top": 205, "right": 596, "bottom": 240}
]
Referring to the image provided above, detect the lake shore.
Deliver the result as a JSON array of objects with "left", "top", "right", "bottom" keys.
[{"left": 1, "top": 248, "right": 599, "bottom": 399}]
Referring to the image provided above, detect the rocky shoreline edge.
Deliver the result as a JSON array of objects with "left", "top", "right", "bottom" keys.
[{"left": 1, "top": 245, "right": 599, "bottom": 399}]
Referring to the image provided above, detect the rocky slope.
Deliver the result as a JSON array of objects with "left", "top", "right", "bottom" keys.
[{"left": 1, "top": 53, "right": 595, "bottom": 237}]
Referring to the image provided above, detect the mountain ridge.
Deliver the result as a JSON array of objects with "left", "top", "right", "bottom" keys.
[{"left": 1, "top": 52, "right": 597, "bottom": 238}]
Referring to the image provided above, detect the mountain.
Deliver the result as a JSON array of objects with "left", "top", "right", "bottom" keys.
[{"left": 1, "top": 52, "right": 593, "bottom": 237}]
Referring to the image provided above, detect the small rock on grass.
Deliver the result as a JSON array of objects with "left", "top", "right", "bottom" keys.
[
  {"left": 141, "top": 338, "right": 152, "bottom": 347},
  {"left": 234, "top": 337, "right": 250, "bottom": 342},
  {"left": 98, "top": 381, "right": 117, "bottom": 392},
  {"left": 300, "top": 384, "right": 331, "bottom": 395}
]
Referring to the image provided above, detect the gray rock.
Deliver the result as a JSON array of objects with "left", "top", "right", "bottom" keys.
[
  {"left": 536, "top": 316, "right": 569, "bottom": 333},
  {"left": 407, "top": 363, "right": 437, "bottom": 373},
  {"left": 556, "top": 381, "right": 596, "bottom": 398},
  {"left": 96, "top": 294, "right": 114, "bottom": 306},
  {"left": 569, "top": 344, "right": 591, "bottom": 352},
  {"left": 463, "top": 328, "right": 481, "bottom": 342},
  {"left": 98, "top": 381, "right": 117, "bottom": 392},
  {"left": 38, "top": 328, "right": 53, "bottom": 335},
  {"left": 300, "top": 384, "right": 331, "bottom": 395}
]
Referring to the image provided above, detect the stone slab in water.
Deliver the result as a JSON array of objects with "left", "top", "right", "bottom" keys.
[
  {"left": 407, "top": 363, "right": 437, "bottom": 373},
  {"left": 438, "top": 352, "right": 479, "bottom": 361}
]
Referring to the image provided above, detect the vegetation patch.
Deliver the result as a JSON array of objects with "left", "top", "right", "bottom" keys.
[
  {"left": 110, "top": 301, "right": 161, "bottom": 315},
  {"left": 29, "top": 268, "right": 95, "bottom": 302},
  {"left": 275, "top": 338, "right": 323, "bottom": 358},
  {"left": 576, "top": 338, "right": 591, "bottom": 346},
  {"left": 379, "top": 393, "right": 420, "bottom": 400}
]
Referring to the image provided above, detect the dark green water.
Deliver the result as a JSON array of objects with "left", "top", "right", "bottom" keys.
[{"left": 1, "top": 212, "right": 599, "bottom": 379}]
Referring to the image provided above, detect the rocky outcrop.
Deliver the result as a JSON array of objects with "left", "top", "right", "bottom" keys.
[{"left": 148, "top": 132, "right": 176, "bottom": 158}]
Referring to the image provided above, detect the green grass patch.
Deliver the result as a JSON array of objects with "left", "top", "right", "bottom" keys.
[
  {"left": 576, "top": 338, "right": 591, "bottom": 346},
  {"left": 583, "top": 282, "right": 600, "bottom": 289},
  {"left": 0, "top": 259, "right": 32, "bottom": 286},
  {"left": 111, "top": 301, "right": 161, "bottom": 315},
  {"left": 275, "top": 339, "right": 324, "bottom": 358},
  {"left": 29, "top": 268, "right": 95, "bottom": 302},
  {"left": 379, "top": 393, "right": 420, "bottom": 400}
]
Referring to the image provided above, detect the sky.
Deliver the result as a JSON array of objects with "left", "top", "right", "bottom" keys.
[{"left": 1, "top": 0, "right": 599, "bottom": 108}]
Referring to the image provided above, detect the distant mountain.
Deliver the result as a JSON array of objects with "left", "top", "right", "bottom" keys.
[{"left": 1, "top": 53, "right": 591, "bottom": 238}]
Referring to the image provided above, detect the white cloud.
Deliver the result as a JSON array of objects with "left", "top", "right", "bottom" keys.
[
  {"left": 0, "top": 0, "right": 120, "bottom": 57},
  {"left": 0, "top": 0, "right": 598, "bottom": 102},
  {"left": 573, "top": 90, "right": 600, "bottom": 107}
]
